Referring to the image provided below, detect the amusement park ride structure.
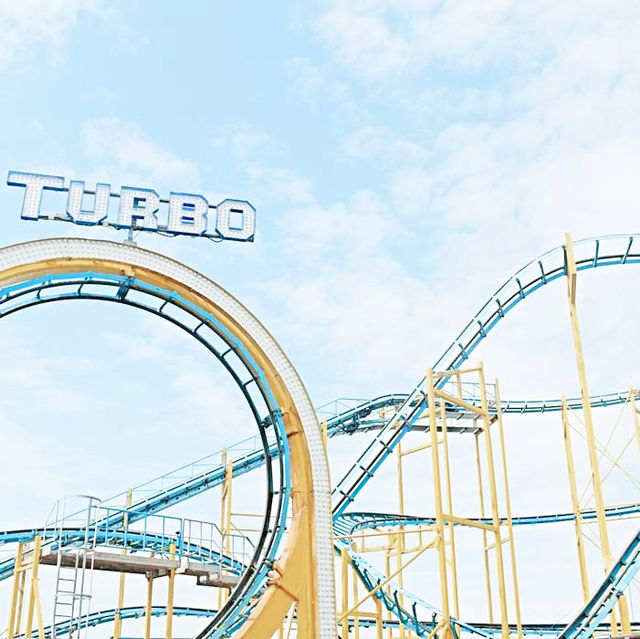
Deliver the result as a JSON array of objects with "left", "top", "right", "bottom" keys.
[{"left": 2, "top": 231, "right": 640, "bottom": 639}]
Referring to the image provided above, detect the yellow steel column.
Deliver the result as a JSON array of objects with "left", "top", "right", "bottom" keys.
[
  {"left": 439, "top": 398, "right": 460, "bottom": 620},
  {"left": 564, "top": 233, "right": 631, "bottom": 635},
  {"left": 495, "top": 382, "right": 523, "bottom": 639},
  {"left": 475, "top": 431, "right": 494, "bottom": 623},
  {"left": 219, "top": 450, "right": 233, "bottom": 610},
  {"left": 114, "top": 488, "right": 133, "bottom": 639},
  {"left": 630, "top": 388, "right": 640, "bottom": 462},
  {"left": 144, "top": 568, "right": 154, "bottom": 639},
  {"left": 396, "top": 440, "right": 406, "bottom": 639},
  {"left": 14, "top": 569, "right": 27, "bottom": 639},
  {"left": 25, "top": 535, "right": 43, "bottom": 639},
  {"left": 478, "top": 366, "right": 509, "bottom": 639},
  {"left": 375, "top": 597, "right": 383, "bottom": 639},
  {"left": 352, "top": 557, "right": 360, "bottom": 639},
  {"left": 341, "top": 547, "right": 349, "bottom": 639},
  {"left": 219, "top": 447, "right": 228, "bottom": 611},
  {"left": 397, "top": 439, "right": 406, "bottom": 516},
  {"left": 166, "top": 542, "right": 176, "bottom": 639},
  {"left": 384, "top": 542, "right": 393, "bottom": 639},
  {"left": 7, "top": 543, "right": 24, "bottom": 639},
  {"left": 427, "top": 368, "right": 451, "bottom": 630},
  {"left": 561, "top": 397, "right": 590, "bottom": 602}
]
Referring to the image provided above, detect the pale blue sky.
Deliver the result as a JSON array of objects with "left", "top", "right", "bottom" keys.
[{"left": 2, "top": 0, "right": 640, "bottom": 627}]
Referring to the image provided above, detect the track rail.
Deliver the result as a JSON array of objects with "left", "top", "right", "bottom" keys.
[{"left": 6, "top": 234, "right": 640, "bottom": 637}]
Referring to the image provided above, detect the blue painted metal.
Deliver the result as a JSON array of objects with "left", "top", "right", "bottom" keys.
[
  {"left": 34, "top": 603, "right": 631, "bottom": 638},
  {"left": 328, "top": 234, "right": 640, "bottom": 637},
  {"left": 7, "top": 234, "right": 640, "bottom": 637},
  {"left": 332, "top": 234, "right": 640, "bottom": 518},
  {"left": 0, "top": 526, "right": 244, "bottom": 582},
  {"left": 559, "top": 527, "right": 640, "bottom": 638},
  {"left": 30, "top": 605, "right": 217, "bottom": 638},
  {"left": 336, "top": 537, "right": 490, "bottom": 638},
  {"left": 334, "top": 503, "right": 640, "bottom": 535},
  {"left": 0, "top": 271, "right": 292, "bottom": 639}
]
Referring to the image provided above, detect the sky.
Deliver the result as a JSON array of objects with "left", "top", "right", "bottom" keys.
[{"left": 2, "top": 0, "right": 640, "bottom": 634}]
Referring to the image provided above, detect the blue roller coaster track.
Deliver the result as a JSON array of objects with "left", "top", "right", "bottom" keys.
[{"left": 5, "top": 233, "right": 640, "bottom": 637}]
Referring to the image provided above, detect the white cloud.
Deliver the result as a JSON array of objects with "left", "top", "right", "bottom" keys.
[
  {"left": 286, "top": 56, "right": 372, "bottom": 124},
  {"left": 389, "top": 167, "right": 432, "bottom": 216},
  {"left": 82, "top": 117, "right": 201, "bottom": 190},
  {"left": 340, "top": 126, "right": 427, "bottom": 167},
  {"left": 246, "top": 166, "right": 315, "bottom": 204},
  {"left": 315, "top": 1, "right": 640, "bottom": 82},
  {"left": 286, "top": 57, "right": 326, "bottom": 101},
  {"left": 317, "top": 3, "right": 410, "bottom": 81},
  {"left": 340, "top": 125, "right": 387, "bottom": 158},
  {"left": 212, "top": 122, "right": 273, "bottom": 161},
  {"left": 0, "top": 0, "right": 100, "bottom": 70}
]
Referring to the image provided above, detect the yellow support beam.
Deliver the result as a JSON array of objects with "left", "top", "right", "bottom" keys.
[
  {"left": 630, "top": 388, "right": 640, "bottom": 465},
  {"left": 341, "top": 547, "right": 349, "bottom": 639},
  {"left": 562, "top": 397, "right": 590, "bottom": 602},
  {"left": 7, "top": 543, "right": 24, "bottom": 639},
  {"left": 495, "top": 381, "right": 523, "bottom": 639},
  {"left": 475, "top": 431, "right": 494, "bottom": 624},
  {"left": 144, "top": 561, "right": 154, "bottom": 639},
  {"left": 440, "top": 398, "right": 460, "bottom": 620},
  {"left": 478, "top": 365, "right": 509, "bottom": 639},
  {"left": 441, "top": 514, "right": 495, "bottom": 532},
  {"left": 565, "top": 232, "right": 631, "bottom": 635},
  {"left": 427, "top": 367, "right": 451, "bottom": 627},
  {"left": 338, "top": 538, "right": 438, "bottom": 623},
  {"left": 166, "top": 543, "right": 176, "bottom": 639},
  {"left": 114, "top": 487, "right": 133, "bottom": 639},
  {"left": 24, "top": 536, "right": 44, "bottom": 639}
]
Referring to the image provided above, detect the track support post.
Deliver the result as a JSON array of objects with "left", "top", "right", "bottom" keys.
[{"left": 565, "top": 232, "right": 631, "bottom": 635}]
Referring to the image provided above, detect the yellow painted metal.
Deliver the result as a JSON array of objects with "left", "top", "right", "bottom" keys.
[
  {"left": 8, "top": 540, "right": 44, "bottom": 639},
  {"left": 375, "top": 597, "right": 383, "bottom": 639},
  {"left": 143, "top": 549, "right": 156, "bottom": 639},
  {"left": 219, "top": 451, "right": 234, "bottom": 610},
  {"left": 352, "top": 551, "right": 360, "bottom": 639},
  {"left": 14, "top": 569, "right": 26, "bottom": 639},
  {"left": 341, "top": 548, "right": 349, "bottom": 639},
  {"left": 0, "top": 255, "right": 328, "bottom": 638},
  {"left": 440, "top": 513, "right": 494, "bottom": 532},
  {"left": 114, "top": 487, "right": 133, "bottom": 639},
  {"left": 427, "top": 367, "right": 451, "bottom": 625},
  {"left": 630, "top": 388, "right": 640, "bottom": 466},
  {"left": 24, "top": 536, "right": 44, "bottom": 639},
  {"left": 475, "top": 432, "right": 494, "bottom": 624},
  {"left": 396, "top": 440, "right": 406, "bottom": 638},
  {"left": 400, "top": 440, "right": 437, "bottom": 456},
  {"left": 478, "top": 366, "right": 509, "bottom": 639},
  {"left": 385, "top": 542, "right": 392, "bottom": 639},
  {"left": 495, "top": 382, "right": 523, "bottom": 639},
  {"left": 440, "top": 399, "right": 460, "bottom": 619},
  {"left": 7, "top": 542, "right": 24, "bottom": 639},
  {"left": 433, "top": 389, "right": 486, "bottom": 417},
  {"left": 562, "top": 397, "right": 590, "bottom": 602},
  {"left": 166, "top": 543, "right": 176, "bottom": 639},
  {"left": 338, "top": 538, "right": 438, "bottom": 622},
  {"left": 144, "top": 572, "right": 154, "bottom": 639},
  {"left": 565, "top": 233, "right": 631, "bottom": 635}
]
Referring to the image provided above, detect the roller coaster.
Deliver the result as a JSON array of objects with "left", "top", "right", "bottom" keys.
[{"left": 3, "top": 233, "right": 640, "bottom": 638}]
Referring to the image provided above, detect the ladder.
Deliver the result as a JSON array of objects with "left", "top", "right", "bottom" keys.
[{"left": 45, "top": 495, "right": 100, "bottom": 639}]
